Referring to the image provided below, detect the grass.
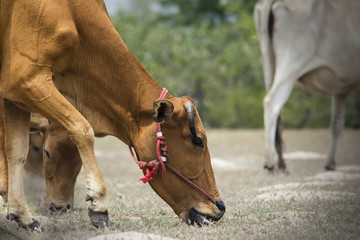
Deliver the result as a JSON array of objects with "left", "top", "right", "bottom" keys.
[{"left": 1, "top": 129, "right": 360, "bottom": 239}]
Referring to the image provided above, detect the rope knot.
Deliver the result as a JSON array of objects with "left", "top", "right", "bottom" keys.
[
  {"left": 137, "top": 160, "right": 157, "bottom": 170},
  {"left": 138, "top": 160, "right": 160, "bottom": 183}
]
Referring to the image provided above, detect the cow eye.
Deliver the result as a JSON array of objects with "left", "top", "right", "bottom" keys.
[
  {"left": 32, "top": 145, "right": 40, "bottom": 152},
  {"left": 44, "top": 149, "right": 50, "bottom": 158},
  {"left": 192, "top": 136, "right": 204, "bottom": 148}
]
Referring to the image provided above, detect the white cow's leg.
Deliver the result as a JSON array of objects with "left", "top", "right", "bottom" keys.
[
  {"left": 2, "top": 100, "right": 41, "bottom": 230},
  {"left": 325, "top": 94, "right": 347, "bottom": 170},
  {"left": 264, "top": 76, "right": 296, "bottom": 171},
  {"left": 275, "top": 116, "right": 286, "bottom": 170}
]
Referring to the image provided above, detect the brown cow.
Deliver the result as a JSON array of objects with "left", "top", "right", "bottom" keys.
[{"left": 0, "top": 0, "right": 225, "bottom": 231}]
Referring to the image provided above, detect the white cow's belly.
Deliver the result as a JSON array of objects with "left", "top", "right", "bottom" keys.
[{"left": 298, "top": 66, "right": 359, "bottom": 95}]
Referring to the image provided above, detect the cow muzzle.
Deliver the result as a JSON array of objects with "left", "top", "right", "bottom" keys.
[{"left": 188, "top": 200, "right": 226, "bottom": 226}]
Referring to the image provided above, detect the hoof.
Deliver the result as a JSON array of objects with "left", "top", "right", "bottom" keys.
[
  {"left": 325, "top": 164, "right": 336, "bottom": 171},
  {"left": 6, "top": 213, "right": 44, "bottom": 232},
  {"left": 88, "top": 208, "right": 109, "bottom": 229},
  {"left": 264, "top": 165, "right": 275, "bottom": 172}
]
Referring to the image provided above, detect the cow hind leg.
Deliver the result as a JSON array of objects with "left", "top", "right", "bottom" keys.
[
  {"left": 266, "top": 115, "right": 286, "bottom": 170},
  {"left": 275, "top": 115, "right": 286, "bottom": 170},
  {"left": 0, "top": 144, "right": 7, "bottom": 204},
  {"left": 325, "top": 94, "right": 347, "bottom": 170},
  {"left": 3, "top": 99, "right": 42, "bottom": 231},
  {"left": 0, "top": 102, "right": 8, "bottom": 203},
  {"left": 264, "top": 75, "right": 296, "bottom": 172}
]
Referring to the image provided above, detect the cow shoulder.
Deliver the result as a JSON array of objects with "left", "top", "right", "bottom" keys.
[{"left": 10, "top": 0, "right": 79, "bottom": 64}]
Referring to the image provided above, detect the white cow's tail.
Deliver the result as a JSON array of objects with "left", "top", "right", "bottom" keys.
[{"left": 254, "top": 0, "right": 276, "bottom": 91}]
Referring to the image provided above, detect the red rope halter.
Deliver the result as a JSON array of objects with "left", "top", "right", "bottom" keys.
[
  {"left": 129, "top": 125, "right": 168, "bottom": 183},
  {"left": 129, "top": 88, "right": 215, "bottom": 204}
]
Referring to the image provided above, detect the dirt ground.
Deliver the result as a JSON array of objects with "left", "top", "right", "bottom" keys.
[{"left": 1, "top": 129, "right": 359, "bottom": 239}]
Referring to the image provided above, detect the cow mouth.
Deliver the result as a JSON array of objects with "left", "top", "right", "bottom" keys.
[
  {"left": 189, "top": 208, "right": 215, "bottom": 227},
  {"left": 49, "top": 203, "right": 71, "bottom": 213}
]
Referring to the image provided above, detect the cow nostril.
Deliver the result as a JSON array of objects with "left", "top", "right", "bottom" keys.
[{"left": 215, "top": 201, "right": 226, "bottom": 212}]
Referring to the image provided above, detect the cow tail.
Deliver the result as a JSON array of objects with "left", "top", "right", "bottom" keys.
[{"left": 254, "top": 0, "right": 277, "bottom": 91}]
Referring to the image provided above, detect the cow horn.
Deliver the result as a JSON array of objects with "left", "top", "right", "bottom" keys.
[{"left": 184, "top": 102, "right": 204, "bottom": 148}]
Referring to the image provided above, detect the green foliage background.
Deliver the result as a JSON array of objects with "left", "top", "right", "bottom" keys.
[{"left": 110, "top": 0, "right": 360, "bottom": 129}]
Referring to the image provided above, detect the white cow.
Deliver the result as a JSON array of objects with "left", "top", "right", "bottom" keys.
[{"left": 254, "top": 0, "right": 360, "bottom": 171}]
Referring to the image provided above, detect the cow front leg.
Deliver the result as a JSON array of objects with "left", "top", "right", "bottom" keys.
[
  {"left": 3, "top": 99, "right": 42, "bottom": 231},
  {"left": 17, "top": 69, "right": 108, "bottom": 228},
  {"left": 325, "top": 94, "right": 347, "bottom": 170}
]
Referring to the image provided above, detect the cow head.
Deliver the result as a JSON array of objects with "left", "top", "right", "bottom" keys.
[
  {"left": 37, "top": 120, "right": 82, "bottom": 212},
  {"left": 133, "top": 96, "right": 225, "bottom": 225},
  {"left": 43, "top": 122, "right": 82, "bottom": 212},
  {"left": 24, "top": 132, "right": 44, "bottom": 175}
]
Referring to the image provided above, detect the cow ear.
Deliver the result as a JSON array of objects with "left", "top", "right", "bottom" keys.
[
  {"left": 153, "top": 99, "right": 174, "bottom": 123},
  {"left": 30, "top": 115, "right": 48, "bottom": 134}
]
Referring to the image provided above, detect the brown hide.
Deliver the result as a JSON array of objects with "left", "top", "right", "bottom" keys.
[{"left": 0, "top": 0, "right": 224, "bottom": 227}]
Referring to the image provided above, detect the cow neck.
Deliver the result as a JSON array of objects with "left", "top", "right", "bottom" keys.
[
  {"left": 96, "top": 25, "right": 171, "bottom": 146},
  {"left": 106, "top": 46, "right": 169, "bottom": 146},
  {"left": 58, "top": 4, "right": 169, "bottom": 146},
  {"left": 93, "top": 50, "right": 167, "bottom": 147}
]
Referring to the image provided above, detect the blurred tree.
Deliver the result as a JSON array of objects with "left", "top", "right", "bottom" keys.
[
  {"left": 159, "top": 0, "right": 225, "bottom": 25},
  {"left": 110, "top": 0, "right": 360, "bottom": 129}
]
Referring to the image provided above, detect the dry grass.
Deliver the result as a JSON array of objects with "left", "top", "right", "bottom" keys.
[{"left": 1, "top": 129, "right": 360, "bottom": 239}]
